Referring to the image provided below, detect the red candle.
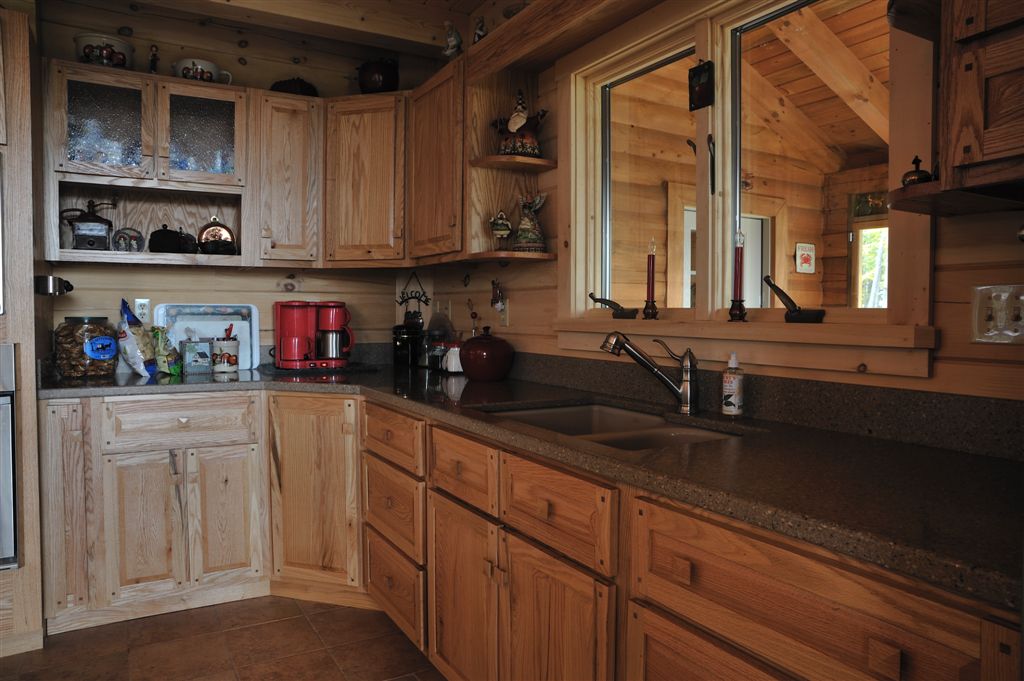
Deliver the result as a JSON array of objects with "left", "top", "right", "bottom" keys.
[
  {"left": 733, "top": 243, "right": 744, "bottom": 300},
  {"left": 646, "top": 238, "right": 656, "bottom": 301}
]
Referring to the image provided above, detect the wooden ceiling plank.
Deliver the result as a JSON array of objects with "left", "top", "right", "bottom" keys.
[
  {"left": 741, "top": 59, "right": 846, "bottom": 174},
  {"left": 768, "top": 7, "right": 890, "bottom": 143},
  {"left": 141, "top": 0, "right": 470, "bottom": 55}
]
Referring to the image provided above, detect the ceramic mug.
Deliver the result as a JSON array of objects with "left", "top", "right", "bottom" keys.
[{"left": 172, "top": 58, "right": 233, "bottom": 85}]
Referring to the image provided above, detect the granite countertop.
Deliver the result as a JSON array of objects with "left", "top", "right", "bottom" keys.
[{"left": 38, "top": 366, "right": 1023, "bottom": 610}]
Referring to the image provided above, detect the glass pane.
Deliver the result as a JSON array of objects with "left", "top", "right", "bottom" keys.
[
  {"left": 67, "top": 80, "right": 143, "bottom": 167},
  {"left": 856, "top": 226, "right": 888, "bottom": 308},
  {"left": 733, "top": 0, "right": 890, "bottom": 309},
  {"left": 168, "top": 94, "right": 235, "bottom": 175},
  {"left": 604, "top": 51, "right": 699, "bottom": 310}
]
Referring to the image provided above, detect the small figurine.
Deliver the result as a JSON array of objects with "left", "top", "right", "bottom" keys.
[
  {"left": 443, "top": 21, "right": 463, "bottom": 59},
  {"left": 489, "top": 210, "right": 512, "bottom": 250},
  {"left": 148, "top": 45, "right": 159, "bottom": 74},
  {"left": 511, "top": 194, "right": 547, "bottom": 253},
  {"left": 473, "top": 16, "right": 488, "bottom": 44},
  {"left": 492, "top": 90, "right": 547, "bottom": 157}
]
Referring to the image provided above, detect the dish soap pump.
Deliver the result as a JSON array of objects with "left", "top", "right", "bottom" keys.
[{"left": 722, "top": 352, "right": 744, "bottom": 416}]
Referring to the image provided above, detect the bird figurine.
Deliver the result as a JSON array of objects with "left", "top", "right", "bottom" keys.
[{"left": 511, "top": 194, "right": 547, "bottom": 253}]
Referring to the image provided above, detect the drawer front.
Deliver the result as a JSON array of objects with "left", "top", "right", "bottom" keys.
[
  {"left": 366, "top": 525, "right": 425, "bottom": 651},
  {"left": 632, "top": 498, "right": 982, "bottom": 681},
  {"left": 625, "top": 600, "right": 793, "bottom": 681},
  {"left": 364, "top": 452, "right": 425, "bottom": 564},
  {"left": 430, "top": 428, "right": 498, "bottom": 516},
  {"left": 365, "top": 403, "right": 425, "bottom": 476},
  {"left": 499, "top": 453, "right": 617, "bottom": 577},
  {"left": 102, "top": 393, "right": 258, "bottom": 453}
]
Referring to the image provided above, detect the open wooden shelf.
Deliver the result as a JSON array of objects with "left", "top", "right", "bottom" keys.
[
  {"left": 888, "top": 180, "right": 1024, "bottom": 216},
  {"left": 470, "top": 155, "right": 557, "bottom": 172},
  {"left": 463, "top": 250, "right": 556, "bottom": 263},
  {"left": 55, "top": 249, "right": 242, "bottom": 267}
]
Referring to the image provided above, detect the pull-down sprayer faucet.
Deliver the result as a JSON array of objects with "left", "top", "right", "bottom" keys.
[{"left": 600, "top": 331, "right": 699, "bottom": 414}]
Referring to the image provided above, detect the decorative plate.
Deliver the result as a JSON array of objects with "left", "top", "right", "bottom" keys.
[{"left": 112, "top": 228, "right": 145, "bottom": 253}]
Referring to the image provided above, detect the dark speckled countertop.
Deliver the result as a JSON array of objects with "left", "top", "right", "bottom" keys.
[{"left": 38, "top": 366, "right": 1022, "bottom": 611}]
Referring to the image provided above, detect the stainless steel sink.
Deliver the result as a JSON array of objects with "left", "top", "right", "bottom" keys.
[
  {"left": 583, "top": 426, "right": 733, "bottom": 450},
  {"left": 493, "top": 404, "right": 666, "bottom": 436}
]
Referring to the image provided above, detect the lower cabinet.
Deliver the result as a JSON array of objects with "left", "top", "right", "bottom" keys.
[
  {"left": 39, "top": 395, "right": 267, "bottom": 633},
  {"left": 426, "top": 489, "right": 614, "bottom": 681},
  {"left": 267, "top": 393, "right": 362, "bottom": 595},
  {"left": 625, "top": 600, "right": 792, "bottom": 680}
]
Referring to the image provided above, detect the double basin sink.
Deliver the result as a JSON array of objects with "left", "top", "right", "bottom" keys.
[{"left": 488, "top": 404, "right": 734, "bottom": 451}]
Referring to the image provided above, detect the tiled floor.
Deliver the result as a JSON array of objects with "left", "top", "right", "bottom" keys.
[{"left": 0, "top": 596, "right": 444, "bottom": 681}]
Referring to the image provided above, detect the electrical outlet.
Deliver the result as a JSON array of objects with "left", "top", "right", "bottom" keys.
[
  {"left": 971, "top": 285, "right": 1024, "bottom": 344},
  {"left": 134, "top": 298, "right": 151, "bottom": 324}
]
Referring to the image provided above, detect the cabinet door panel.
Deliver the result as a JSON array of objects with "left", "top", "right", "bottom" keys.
[
  {"left": 268, "top": 394, "right": 360, "bottom": 586},
  {"left": 408, "top": 59, "right": 463, "bottom": 258},
  {"left": 500, "top": 531, "right": 614, "bottom": 681},
  {"left": 101, "top": 450, "right": 187, "bottom": 603},
  {"left": 156, "top": 81, "right": 246, "bottom": 186},
  {"left": 952, "top": 0, "right": 1024, "bottom": 40},
  {"left": 186, "top": 444, "right": 262, "bottom": 586},
  {"left": 625, "top": 601, "right": 793, "bottom": 681},
  {"left": 427, "top": 490, "right": 498, "bottom": 681},
  {"left": 258, "top": 94, "right": 321, "bottom": 262},
  {"left": 324, "top": 95, "right": 404, "bottom": 261}
]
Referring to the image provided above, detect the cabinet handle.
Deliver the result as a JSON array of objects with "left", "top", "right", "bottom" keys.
[
  {"left": 454, "top": 460, "right": 463, "bottom": 477},
  {"left": 484, "top": 559, "right": 495, "bottom": 579},
  {"left": 867, "top": 638, "right": 902, "bottom": 681},
  {"left": 384, "top": 575, "right": 394, "bottom": 590},
  {"left": 531, "top": 498, "right": 553, "bottom": 521},
  {"left": 177, "top": 417, "right": 189, "bottom": 425},
  {"left": 383, "top": 429, "right": 393, "bottom": 442},
  {"left": 384, "top": 495, "right": 394, "bottom": 509},
  {"left": 448, "top": 215, "right": 456, "bottom": 229}
]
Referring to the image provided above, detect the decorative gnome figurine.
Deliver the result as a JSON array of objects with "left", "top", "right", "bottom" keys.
[
  {"left": 492, "top": 90, "right": 547, "bottom": 157},
  {"left": 442, "top": 21, "right": 463, "bottom": 59},
  {"left": 489, "top": 210, "right": 512, "bottom": 250},
  {"left": 511, "top": 194, "right": 547, "bottom": 253}
]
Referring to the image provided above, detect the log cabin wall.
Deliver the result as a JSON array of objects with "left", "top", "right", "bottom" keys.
[{"left": 821, "top": 163, "right": 888, "bottom": 306}]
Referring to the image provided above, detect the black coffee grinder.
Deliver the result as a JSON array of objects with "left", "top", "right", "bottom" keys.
[{"left": 393, "top": 310, "right": 423, "bottom": 367}]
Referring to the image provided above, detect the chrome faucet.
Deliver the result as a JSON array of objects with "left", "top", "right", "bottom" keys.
[{"left": 600, "top": 331, "right": 699, "bottom": 414}]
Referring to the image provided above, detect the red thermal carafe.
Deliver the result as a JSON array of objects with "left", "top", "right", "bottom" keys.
[{"left": 273, "top": 301, "right": 354, "bottom": 370}]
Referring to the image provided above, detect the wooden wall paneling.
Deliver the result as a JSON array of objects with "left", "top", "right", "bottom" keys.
[
  {"left": 48, "top": 263, "right": 399, "bottom": 345},
  {"left": 323, "top": 94, "right": 406, "bottom": 263},
  {"left": 255, "top": 92, "right": 322, "bottom": 263},
  {"left": 37, "top": 0, "right": 444, "bottom": 97}
]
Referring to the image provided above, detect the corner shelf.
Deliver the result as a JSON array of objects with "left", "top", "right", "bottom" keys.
[
  {"left": 55, "top": 249, "right": 242, "bottom": 267},
  {"left": 888, "top": 180, "right": 1024, "bottom": 216},
  {"left": 464, "top": 250, "right": 556, "bottom": 262},
  {"left": 470, "top": 155, "right": 557, "bottom": 172}
]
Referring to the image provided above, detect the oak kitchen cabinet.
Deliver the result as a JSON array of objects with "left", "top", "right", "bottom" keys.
[
  {"left": 38, "top": 394, "right": 266, "bottom": 634},
  {"left": 324, "top": 94, "right": 406, "bottom": 263},
  {"left": 254, "top": 92, "right": 323, "bottom": 263},
  {"left": 407, "top": 58, "right": 464, "bottom": 258},
  {"left": 267, "top": 393, "right": 365, "bottom": 603}
]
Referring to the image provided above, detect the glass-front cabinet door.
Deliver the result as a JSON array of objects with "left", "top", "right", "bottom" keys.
[
  {"left": 52, "top": 64, "right": 155, "bottom": 178},
  {"left": 157, "top": 81, "right": 246, "bottom": 187}
]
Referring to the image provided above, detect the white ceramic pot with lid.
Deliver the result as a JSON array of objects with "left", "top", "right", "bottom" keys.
[{"left": 171, "top": 58, "right": 233, "bottom": 84}]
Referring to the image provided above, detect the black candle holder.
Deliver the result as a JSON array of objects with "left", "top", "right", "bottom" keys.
[
  {"left": 643, "top": 299, "right": 659, "bottom": 320},
  {"left": 728, "top": 299, "right": 747, "bottom": 322}
]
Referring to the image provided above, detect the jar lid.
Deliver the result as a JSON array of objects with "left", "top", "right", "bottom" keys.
[{"left": 64, "top": 316, "right": 110, "bottom": 324}]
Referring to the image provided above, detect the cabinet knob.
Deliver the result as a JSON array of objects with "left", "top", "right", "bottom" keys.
[
  {"left": 384, "top": 575, "right": 394, "bottom": 590},
  {"left": 384, "top": 495, "right": 394, "bottom": 509},
  {"left": 383, "top": 429, "right": 393, "bottom": 442},
  {"left": 178, "top": 417, "right": 189, "bottom": 425},
  {"left": 454, "top": 460, "right": 463, "bottom": 477}
]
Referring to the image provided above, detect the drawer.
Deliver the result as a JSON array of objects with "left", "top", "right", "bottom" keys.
[
  {"left": 364, "top": 452, "right": 425, "bottom": 564},
  {"left": 365, "top": 403, "right": 425, "bottom": 476},
  {"left": 101, "top": 393, "right": 258, "bottom": 453},
  {"left": 625, "top": 600, "right": 793, "bottom": 681},
  {"left": 430, "top": 428, "right": 499, "bottom": 516},
  {"left": 632, "top": 498, "right": 985, "bottom": 681},
  {"left": 499, "top": 453, "right": 617, "bottom": 577},
  {"left": 366, "top": 525, "right": 425, "bottom": 651}
]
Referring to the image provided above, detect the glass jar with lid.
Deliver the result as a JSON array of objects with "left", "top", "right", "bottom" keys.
[{"left": 54, "top": 316, "right": 119, "bottom": 378}]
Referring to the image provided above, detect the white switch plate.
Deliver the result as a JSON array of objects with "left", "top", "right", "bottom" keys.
[
  {"left": 134, "top": 298, "right": 151, "bottom": 324},
  {"left": 971, "top": 285, "right": 1024, "bottom": 344},
  {"left": 498, "top": 297, "right": 510, "bottom": 327}
]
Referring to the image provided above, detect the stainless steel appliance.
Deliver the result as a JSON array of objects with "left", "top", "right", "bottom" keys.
[{"left": 0, "top": 343, "right": 16, "bottom": 569}]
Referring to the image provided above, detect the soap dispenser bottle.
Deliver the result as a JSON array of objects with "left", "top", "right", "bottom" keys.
[{"left": 722, "top": 352, "right": 744, "bottom": 416}]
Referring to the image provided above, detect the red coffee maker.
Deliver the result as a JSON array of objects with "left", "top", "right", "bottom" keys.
[{"left": 273, "top": 301, "right": 354, "bottom": 370}]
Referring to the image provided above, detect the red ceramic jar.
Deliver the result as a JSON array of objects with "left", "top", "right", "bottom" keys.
[{"left": 459, "top": 327, "right": 514, "bottom": 381}]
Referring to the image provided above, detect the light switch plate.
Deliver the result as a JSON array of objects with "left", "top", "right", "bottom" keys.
[{"left": 971, "top": 285, "right": 1024, "bottom": 344}]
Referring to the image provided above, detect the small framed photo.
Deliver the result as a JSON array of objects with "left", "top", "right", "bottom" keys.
[
  {"left": 180, "top": 339, "right": 213, "bottom": 374},
  {"left": 795, "top": 242, "right": 816, "bottom": 274}
]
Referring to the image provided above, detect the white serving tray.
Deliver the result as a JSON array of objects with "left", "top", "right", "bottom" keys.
[{"left": 153, "top": 303, "right": 260, "bottom": 370}]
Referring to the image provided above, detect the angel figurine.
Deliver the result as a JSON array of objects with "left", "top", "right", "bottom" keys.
[{"left": 511, "top": 194, "right": 547, "bottom": 253}]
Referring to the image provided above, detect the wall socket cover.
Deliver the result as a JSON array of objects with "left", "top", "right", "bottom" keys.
[
  {"left": 134, "top": 298, "right": 151, "bottom": 324},
  {"left": 970, "top": 285, "right": 1023, "bottom": 344}
]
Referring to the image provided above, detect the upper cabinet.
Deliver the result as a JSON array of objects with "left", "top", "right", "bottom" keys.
[
  {"left": 51, "top": 64, "right": 155, "bottom": 179},
  {"left": 156, "top": 80, "right": 247, "bottom": 187},
  {"left": 324, "top": 94, "right": 406, "bottom": 263},
  {"left": 950, "top": 0, "right": 1024, "bottom": 40},
  {"left": 408, "top": 59, "right": 464, "bottom": 259},
  {"left": 255, "top": 93, "right": 322, "bottom": 263}
]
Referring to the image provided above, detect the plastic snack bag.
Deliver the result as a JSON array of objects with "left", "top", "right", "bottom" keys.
[
  {"left": 152, "top": 326, "right": 182, "bottom": 376},
  {"left": 117, "top": 299, "right": 156, "bottom": 377}
]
